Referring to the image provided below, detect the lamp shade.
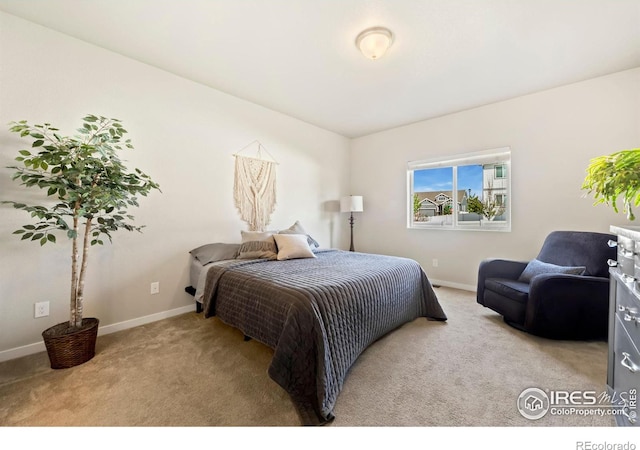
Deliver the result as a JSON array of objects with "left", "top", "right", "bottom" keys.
[{"left": 341, "top": 195, "right": 364, "bottom": 213}]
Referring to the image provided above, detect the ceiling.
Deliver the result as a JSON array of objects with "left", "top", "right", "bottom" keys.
[{"left": 1, "top": 0, "right": 639, "bottom": 138}]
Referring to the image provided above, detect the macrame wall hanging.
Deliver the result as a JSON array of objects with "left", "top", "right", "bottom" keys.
[{"left": 233, "top": 140, "right": 278, "bottom": 232}]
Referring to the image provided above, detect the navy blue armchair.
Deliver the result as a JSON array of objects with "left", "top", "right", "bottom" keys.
[{"left": 477, "top": 231, "right": 616, "bottom": 340}]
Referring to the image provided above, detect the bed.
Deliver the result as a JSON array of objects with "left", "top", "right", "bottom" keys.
[{"left": 187, "top": 232, "right": 447, "bottom": 425}]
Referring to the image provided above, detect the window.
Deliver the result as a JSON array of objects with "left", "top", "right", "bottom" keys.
[{"left": 408, "top": 147, "right": 511, "bottom": 231}]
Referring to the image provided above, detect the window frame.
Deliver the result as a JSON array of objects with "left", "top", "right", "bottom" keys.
[{"left": 407, "top": 147, "right": 512, "bottom": 232}]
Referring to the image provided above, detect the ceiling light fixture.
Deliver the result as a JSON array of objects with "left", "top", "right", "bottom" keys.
[{"left": 355, "top": 26, "right": 394, "bottom": 60}]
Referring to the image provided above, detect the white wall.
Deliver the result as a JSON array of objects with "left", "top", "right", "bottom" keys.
[
  {"left": 0, "top": 13, "right": 350, "bottom": 357},
  {"left": 350, "top": 68, "right": 640, "bottom": 290}
]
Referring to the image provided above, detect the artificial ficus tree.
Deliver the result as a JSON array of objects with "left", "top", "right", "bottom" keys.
[{"left": 4, "top": 115, "right": 160, "bottom": 329}]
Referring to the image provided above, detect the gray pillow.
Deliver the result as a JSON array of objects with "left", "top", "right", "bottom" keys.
[
  {"left": 518, "top": 258, "right": 586, "bottom": 283},
  {"left": 278, "top": 220, "right": 320, "bottom": 248},
  {"left": 189, "top": 243, "right": 240, "bottom": 265},
  {"left": 237, "top": 232, "right": 278, "bottom": 260}
]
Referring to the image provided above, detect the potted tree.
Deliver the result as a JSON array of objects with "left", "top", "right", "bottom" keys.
[
  {"left": 582, "top": 148, "right": 640, "bottom": 220},
  {"left": 3, "top": 115, "right": 160, "bottom": 369}
]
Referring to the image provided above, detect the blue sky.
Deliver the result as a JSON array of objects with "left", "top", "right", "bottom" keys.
[{"left": 414, "top": 165, "right": 483, "bottom": 197}]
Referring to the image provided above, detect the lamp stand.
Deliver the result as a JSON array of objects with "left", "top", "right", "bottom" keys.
[{"left": 348, "top": 212, "right": 355, "bottom": 252}]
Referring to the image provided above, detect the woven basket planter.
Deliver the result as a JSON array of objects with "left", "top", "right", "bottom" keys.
[{"left": 42, "top": 318, "right": 99, "bottom": 369}]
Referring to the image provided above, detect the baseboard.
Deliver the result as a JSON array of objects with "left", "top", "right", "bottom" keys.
[
  {"left": 0, "top": 304, "right": 195, "bottom": 363},
  {"left": 430, "top": 278, "right": 476, "bottom": 292}
]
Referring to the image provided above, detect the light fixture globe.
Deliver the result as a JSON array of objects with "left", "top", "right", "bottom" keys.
[{"left": 355, "top": 27, "right": 394, "bottom": 60}]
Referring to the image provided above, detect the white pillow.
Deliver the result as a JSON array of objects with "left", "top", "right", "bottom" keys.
[{"left": 273, "top": 234, "right": 317, "bottom": 261}]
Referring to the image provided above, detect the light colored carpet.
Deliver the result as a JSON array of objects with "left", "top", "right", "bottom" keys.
[{"left": 0, "top": 287, "right": 615, "bottom": 427}]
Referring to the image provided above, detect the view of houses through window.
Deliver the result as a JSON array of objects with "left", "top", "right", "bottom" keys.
[{"left": 407, "top": 148, "right": 511, "bottom": 231}]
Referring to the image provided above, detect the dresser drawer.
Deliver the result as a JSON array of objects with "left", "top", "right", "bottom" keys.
[
  {"left": 613, "top": 316, "right": 640, "bottom": 426},
  {"left": 617, "top": 248, "right": 635, "bottom": 278},
  {"left": 618, "top": 235, "right": 635, "bottom": 252},
  {"left": 615, "top": 284, "right": 640, "bottom": 355}
]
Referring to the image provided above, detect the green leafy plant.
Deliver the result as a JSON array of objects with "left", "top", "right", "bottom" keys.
[
  {"left": 582, "top": 149, "right": 640, "bottom": 220},
  {"left": 3, "top": 115, "right": 160, "bottom": 329},
  {"left": 467, "top": 194, "right": 484, "bottom": 215},
  {"left": 413, "top": 193, "right": 422, "bottom": 220},
  {"left": 467, "top": 193, "right": 505, "bottom": 222}
]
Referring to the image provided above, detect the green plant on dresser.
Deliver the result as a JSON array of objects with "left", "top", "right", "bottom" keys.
[{"left": 582, "top": 148, "right": 640, "bottom": 220}]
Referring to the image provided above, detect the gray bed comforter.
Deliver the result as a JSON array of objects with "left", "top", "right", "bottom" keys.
[{"left": 201, "top": 249, "right": 447, "bottom": 425}]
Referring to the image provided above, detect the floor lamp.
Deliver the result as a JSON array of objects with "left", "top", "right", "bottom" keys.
[{"left": 340, "top": 195, "right": 364, "bottom": 252}]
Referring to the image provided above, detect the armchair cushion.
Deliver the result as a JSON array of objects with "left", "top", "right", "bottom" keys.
[
  {"left": 476, "top": 259, "right": 528, "bottom": 306},
  {"left": 517, "top": 258, "right": 586, "bottom": 283},
  {"left": 483, "top": 278, "right": 531, "bottom": 325},
  {"left": 484, "top": 278, "right": 530, "bottom": 303}
]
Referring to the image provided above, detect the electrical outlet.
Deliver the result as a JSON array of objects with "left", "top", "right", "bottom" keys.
[
  {"left": 34, "top": 301, "right": 49, "bottom": 318},
  {"left": 150, "top": 282, "right": 160, "bottom": 295},
  {"left": 432, "top": 259, "right": 439, "bottom": 267}
]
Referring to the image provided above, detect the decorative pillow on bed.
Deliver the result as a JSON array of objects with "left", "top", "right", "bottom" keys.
[
  {"left": 273, "top": 234, "right": 317, "bottom": 260},
  {"left": 189, "top": 243, "right": 240, "bottom": 265},
  {"left": 517, "top": 258, "right": 586, "bottom": 283},
  {"left": 237, "top": 231, "right": 277, "bottom": 260},
  {"left": 278, "top": 220, "right": 320, "bottom": 248}
]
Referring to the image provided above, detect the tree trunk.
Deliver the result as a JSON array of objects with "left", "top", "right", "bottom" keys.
[
  {"left": 69, "top": 205, "right": 80, "bottom": 328},
  {"left": 75, "top": 217, "right": 93, "bottom": 328}
]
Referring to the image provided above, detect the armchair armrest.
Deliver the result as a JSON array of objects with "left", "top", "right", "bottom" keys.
[
  {"left": 477, "top": 259, "right": 528, "bottom": 305},
  {"left": 525, "top": 274, "right": 610, "bottom": 339}
]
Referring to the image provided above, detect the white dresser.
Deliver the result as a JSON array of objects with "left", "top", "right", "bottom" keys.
[{"left": 608, "top": 225, "right": 640, "bottom": 427}]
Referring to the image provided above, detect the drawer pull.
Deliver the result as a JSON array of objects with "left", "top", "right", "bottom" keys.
[
  {"left": 608, "top": 259, "right": 618, "bottom": 267},
  {"left": 619, "top": 248, "right": 635, "bottom": 257},
  {"left": 619, "top": 304, "right": 638, "bottom": 312},
  {"left": 621, "top": 352, "right": 640, "bottom": 373},
  {"left": 624, "top": 313, "right": 635, "bottom": 322},
  {"left": 608, "top": 240, "right": 618, "bottom": 248}
]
